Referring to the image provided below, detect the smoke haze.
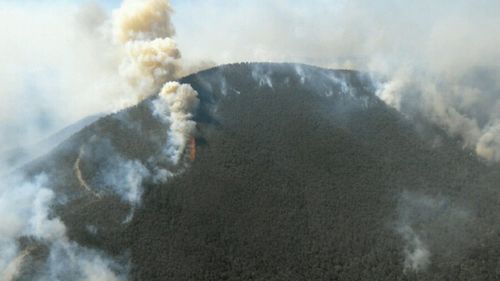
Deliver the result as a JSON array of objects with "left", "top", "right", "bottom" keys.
[
  {"left": 3, "top": 0, "right": 500, "bottom": 162},
  {"left": 152, "top": 82, "right": 199, "bottom": 164},
  {"left": 0, "top": 0, "right": 198, "bottom": 279},
  {"left": 173, "top": 0, "right": 500, "bottom": 162},
  {"left": 1, "top": 0, "right": 500, "bottom": 278},
  {"left": 113, "top": 0, "right": 182, "bottom": 100}
]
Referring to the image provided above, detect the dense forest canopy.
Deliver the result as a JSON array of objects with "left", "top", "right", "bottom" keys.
[{"left": 6, "top": 63, "right": 500, "bottom": 280}]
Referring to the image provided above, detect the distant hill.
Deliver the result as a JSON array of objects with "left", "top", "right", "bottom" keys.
[
  {"left": 18, "top": 63, "right": 500, "bottom": 280},
  {"left": 0, "top": 113, "right": 103, "bottom": 172}
]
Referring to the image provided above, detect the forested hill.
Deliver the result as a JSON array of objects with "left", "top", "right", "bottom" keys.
[{"left": 20, "top": 63, "right": 500, "bottom": 280}]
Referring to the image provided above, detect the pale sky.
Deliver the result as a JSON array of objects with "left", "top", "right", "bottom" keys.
[{"left": 1, "top": 0, "right": 500, "bottom": 151}]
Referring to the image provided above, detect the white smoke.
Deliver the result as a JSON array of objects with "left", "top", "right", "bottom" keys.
[
  {"left": 172, "top": 0, "right": 500, "bottom": 162},
  {"left": 112, "top": 0, "right": 175, "bottom": 43},
  {"left": 251, "top": 64, "right": 274, "bottom": 89},
  {"left": 398, "top": 225, "right": 431, "bottom": 273},
  {"left": 103, "top": 159, "right": 150, "bottom": 205},
  {"left": 0, "top": 2, "right": 122, "bottom": 152},
  {"left": 0, "top": 174, "right": 125, "bottom": 280},
  {"left": 396, "top": 191, "right": 473, "bottom": 273},
  {"left": 375, "top": 72, "right": 499, "bottom": 161},
  {"left": 152, "top": 82, "right": 200, "bottom": 164},
  {"left": 0, "top": 0, "right": 189, "bottom": 156},
  {"left": 3, "top": 0, "right": 500, "bottom": 162},
  {"left": 0, "top": 0, "right": 198, "bottom": 279},
  {"left": 42, "top": 241, "right": 126, "bottom": 281},
  {"left": 477, "top": 123, "right": 500, "bottom": 162},
  {"left": 77, "top": 137, "right": 151, "bottom": 205}
]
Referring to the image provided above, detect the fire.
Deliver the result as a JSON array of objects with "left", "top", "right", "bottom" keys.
[{"left": 189, "top": 137, "right": 196, "bottom": 161}]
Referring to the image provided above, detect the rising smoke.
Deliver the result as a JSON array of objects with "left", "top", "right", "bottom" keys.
[
  {"left": 0, "top": 174, "right": 126, "bottom": 280},
  {"left": 173, "top": 0, "right": 500, "bottom": 162},
  {"left": 113, "top": 0, "right": 182, "bottom": 100},
  {"left": 2, "top": 0, "right": 500, "bottom": 161},
  {"left": 0, "top": 0, "right": 195, "bottom": 155},
  {"left": 397, "top": 225, "right": 431, "bottom": 273},
  {"left": 395, "top": 191, "right": 475, "bottom": 273},
  {"left": 1, "top": 0, "right": 499, "bottom": 278},
  {"left": 0, "top": 0, "right": 200, "bottom": 279},
  {"left": 152, "top": 82, "right": 199, "bottom": 164}
]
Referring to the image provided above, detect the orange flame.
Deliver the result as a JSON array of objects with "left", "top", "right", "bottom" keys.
[{"left": 189, "top": 137, "right": 196, "bottom": 161}]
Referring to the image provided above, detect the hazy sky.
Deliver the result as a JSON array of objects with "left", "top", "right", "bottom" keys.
[
  {"left": 2, "top": 0, "right": 500, "bottom": 160},
  {"left": 2, "top": 1, "right": 500, "bottom": 279}
]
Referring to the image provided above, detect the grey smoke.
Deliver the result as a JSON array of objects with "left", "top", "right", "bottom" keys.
[
  {"left": 395, "top": 191, "right": 474, "bottom": 273},
  {"left": 398, "top": 225, "right": 431, "bottom": 273},
  {"left": 0, "top": 173, "right": 125, "bottom": 280},
  {"left": 251, "top": 64, "right": 274, "bottom": 89},
  {"left": 0, "top": 1, "right": 199, "bottom": 279},
  {"left": 2, "top": 0, "right": 500, "bottom": 278},
  {"left": 3, "top": 0, "right": 500, "bottom": 162}
]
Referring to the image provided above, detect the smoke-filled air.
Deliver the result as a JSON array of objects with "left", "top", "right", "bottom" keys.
[
  {"left": 1, "top": 0, "right": 500, "bottom": 280},
  {"left": 0, "top": 0, "right": 198, "bottom": 279}
]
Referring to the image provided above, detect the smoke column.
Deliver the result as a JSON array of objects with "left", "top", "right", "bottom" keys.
[
  {"left": 172, "top": 0, "right": 500, "bottom": 162},
  {"left": 3, "top": 0, "right": 500, "bottom": 278},
  {"left": 0, "top": 0, "right": 199, "bottom": 279},
  {"left": 113, "top": 0, "right": 182, "bottom": 101},
  {"left": 152, "top": 82, "right": 200, "bottom": 165}
]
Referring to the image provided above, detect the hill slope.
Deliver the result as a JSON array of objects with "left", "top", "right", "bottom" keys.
[{"left": 17, "top": 63, "right": 500, "bottom": 280}]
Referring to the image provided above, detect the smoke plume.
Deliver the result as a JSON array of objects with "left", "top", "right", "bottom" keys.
[
  {"left": 398, "top": 225, "right": 430, "bottom": 273},
  {"left": 3, "top": 0, "right": 500, "bottom": 163},
  {"left": 3, "top": 0, "right": 500, "bottom": 278},
  {"left": 395, "top": 191, "right": 474, "bottom": 273},
  {"left": 152, "top": 82, "right": 200, "bottom": 164},
  {"left": 76, "top": 137, "right": 151, "bottom": 206},
  {"left": 0, "top": 0, "right": 199, "bottom": 279},
  {"left": 0, "top": 174, "right": 126, "bottom": 280},
  {"left": 172, "top": 0, "right": 500, "bottom": 162},
  {"left": 0, "top": 0, "right": 191, "bottom": 156},
  {"left": 113, "top": 0, "right": 182, "bottom": 100}
]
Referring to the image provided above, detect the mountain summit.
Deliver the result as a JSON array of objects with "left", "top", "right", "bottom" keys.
[{"left": 11, "top": 63, "right": 500, "bottom": 280}]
